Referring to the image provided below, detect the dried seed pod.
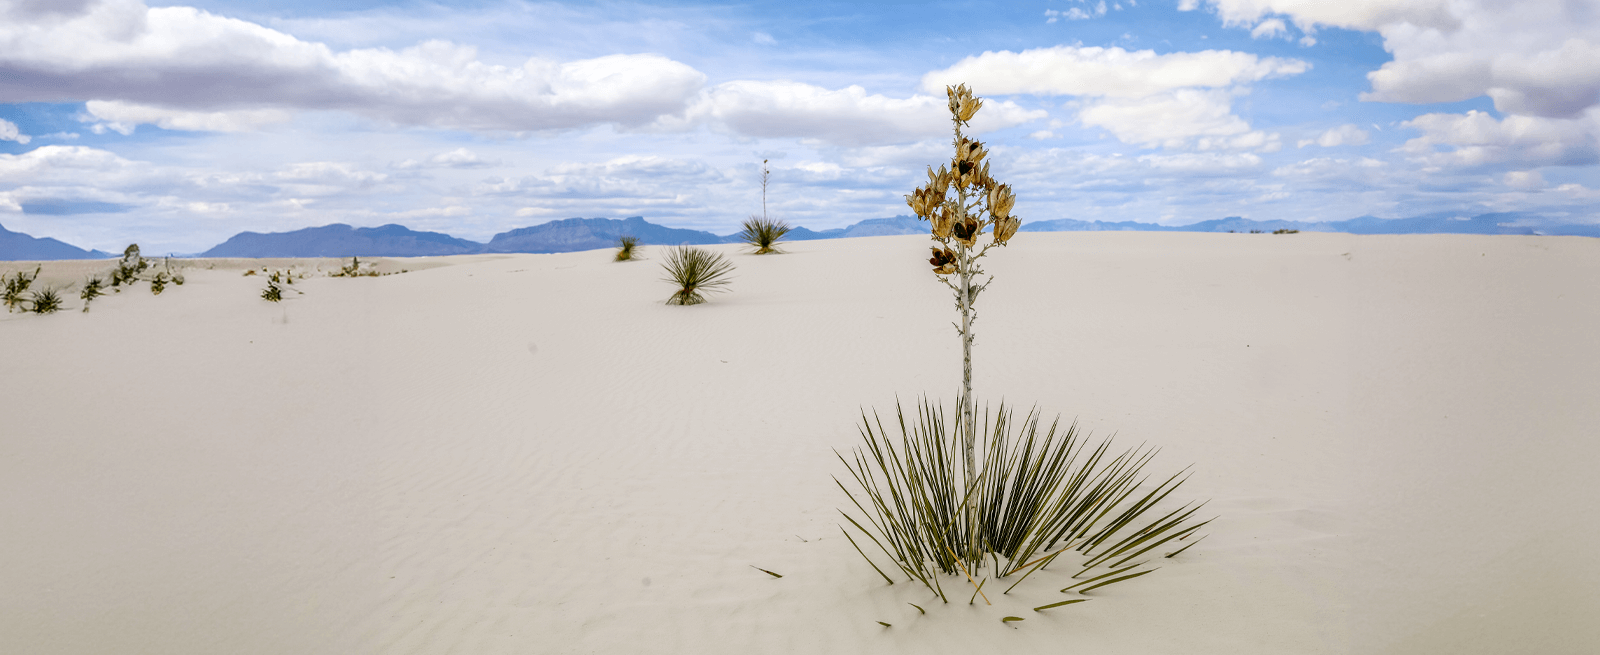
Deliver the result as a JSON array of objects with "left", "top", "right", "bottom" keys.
[
  {"left": 931, "top": 205, "right": 954, "bottom": 238},
  {"left": 988, "top": 184, "right": 1015, "bottom": 220},
  {"left": 993, "top": 216, "right": 1020, "bottom": 244},
  {"left": 929, "top": 246, "right": 958, "bottom": 274},
  {"left": 951, "top": 217, "right": 980, "bottom": 247}
]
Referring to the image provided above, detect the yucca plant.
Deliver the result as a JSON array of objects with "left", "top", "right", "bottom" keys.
[
  {"left": 28, "top": 287, "right": 64, "bottom": 314},
  {"left": 835, "top": 84, "right": 1209, "bottom": 608},
  {"left": 110, "top": 244, "right": 148, "bottom": 288},
  {"left": 739, "top": 159, "right": 792, "bottom": 254},
  {"left": 837, "top": 399, "right": 1208, "bottom": 603},
  {"left": 80, "top": 276, "right": 105, "bottom": 312},
  {"left": 149, "top": 271, "right": 169, "bottom": 295},
  {"left": 660, "top": 245, "right": 734, "bottom": 305},
  {"left": 739, "top": 216, "right": 792, "bottom": 255},
  {"left": 4, "top": 266, "right": 39, "bottom": 312},
  {"left": 615, "top": 235, "right": 642, "bottom": 262}
]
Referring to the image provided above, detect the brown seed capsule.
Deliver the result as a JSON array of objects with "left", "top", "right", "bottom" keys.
[
  {"left": 931, "top": 205, "right": 954, "bottom": 238},
  {"left": 988, "top": 184, "right": 1015, "bottom": 220},
  {"left": 993, "top": 216, "right": 1020, "bottom": 244}
]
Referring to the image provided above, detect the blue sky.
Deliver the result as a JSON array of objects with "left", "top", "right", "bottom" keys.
[{"left": 2, "top": 0, "right": 1598, "bottom": 254}]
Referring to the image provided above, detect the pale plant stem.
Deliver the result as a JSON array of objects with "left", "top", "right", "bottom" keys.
[{"left": 951, "top": 118, "right": 980, "bottom": 562}]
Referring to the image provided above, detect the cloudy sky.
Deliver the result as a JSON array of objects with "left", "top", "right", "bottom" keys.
[{"left": 2, "top": 0, "right": 1598, "bottom": 254}]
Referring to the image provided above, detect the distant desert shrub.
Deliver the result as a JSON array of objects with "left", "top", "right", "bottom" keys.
[
  {"left": 739, "top": 216, "right": 792, "bottom": 254},
  {"left": 4, "top": 266, "right": 39, "bottom": 312},
  {"left": 80, "top": 276, "right": 105, "bottom": 312},
  {"left": 661, "top": 245, "right": 734, "bottom": 305},
  {"left": 243, "top": 269, "right": 257, "bottom": 276},
  {"left": 28, "top": 287, "right": 64, "bottom": 314},
  {"left": 331, "top": 256, "right": 379, "bottom": 277},
  {"left": 615, "top": 235, "right": 642, "bottom": 261},
  {"left": 149, "top": 271, "right": 170, "bottom": 295},
  {"left": 111, "top": 244, "right": 149, "bottom": 288},
  {"left": 261, "top": 280, "right": 283, "bottom": 302},
  {"left": 1272, "top": 228, "right": 1299, "bottom": 234}
]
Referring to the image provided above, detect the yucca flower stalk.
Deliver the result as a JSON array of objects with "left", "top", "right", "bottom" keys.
[{"left": 904, "top": 84, "right": 1022, "bottom": 523}]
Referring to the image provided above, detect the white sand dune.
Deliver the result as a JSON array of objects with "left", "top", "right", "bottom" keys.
[{"left": 2, "top": 232, "right": 1597, "bottom": 654}]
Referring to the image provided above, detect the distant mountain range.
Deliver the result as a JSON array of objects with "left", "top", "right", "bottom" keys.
[
  {"left": 3, "top": 212, "right": 1596, "bottom": 261},
  {"left": 0, "top": 222, "right": 111, "bottom": 260}
]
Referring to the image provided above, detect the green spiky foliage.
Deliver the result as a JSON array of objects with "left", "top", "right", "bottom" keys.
[
  {"left": 615, "top": 235, "right": 642, "bottom": 262},
  {"left": 80, "top": 276, "right": 105, "bottom": 312},
  {"left": 110, "top": 244, "right": 149, "bottom": 288},
  {"left": 4, "top": 266, "right": 40, "bottom": 312},
  {"left": 738, "top": 216, "right": 792, "bottom": 254},
  {"left": 149, "top": 271, "right": 169, "bottom": 295},
  {"left": 837, "top": 398, "right": 1209, "bottom": 602},
  {"left": 262, "top": 280, "right": 283, "bottom": 302},
  {"left": 660, "top": 245, "right": 734, "bottom": 305},
  {"left": 28, "top": 287, "right": 64, "bottom": 314}
]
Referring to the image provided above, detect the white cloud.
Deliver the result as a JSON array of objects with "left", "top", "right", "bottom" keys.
[
  {"left": 1179, "top": 0, "right": 1458, "bottom": 32},
  {"left": 0, "top": 118, "right": 30, "bottom": 144},
  {"left": 1137, "top": 151, "right": 1263, "bottom": 174},
  {"left": 1079, "top": 89, "right": 1279, "bottom": 151},
  {"left": 921, "top": 46, "right": 1303, "bottom": 151},
  {"left": 672, "top": 80, "right": 1045, "bottom": 146},
  {"left": 1186, "top": 1, "right": 1600, "bottom": 121},
  {"left": 1250, "top": 18, "right": 1288, "bottom": 39},
  {"left": 391, "top": 148, "right": 500, "bottom": 170},
  {"left": 83, "top": 101, "right": 292, "bottom": 134},
  {"left": 1400, "top": 109, "right": 1600, "bottom": 169},
  {"left": 1298, "top": 123, "right": 1370, "bottom": 148},
  {"left": 921, "top": 46, "right": 1308, "bottom": 98},
  {"left": 0, "top": 0, "right": 708, "bottom": 132},
  {"left": 1502, "top": 170, "right": 1546, "bottom": 189}
]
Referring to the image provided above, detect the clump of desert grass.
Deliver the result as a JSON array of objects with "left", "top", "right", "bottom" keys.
[
  {"left": 836, "top": 83, "right": 1210, "bottom": 617},
  {"left": 80, "top": 276, "right": 105, "bottom": 312},
  {"left": 660, "top": 245, "right": 734, "bottom": 305},
  {"left": 615, "top": 235, "right": 642, "bottom": 262},
  {"left": 739, "top": 216, "right": 792, "bottom": 254},
  {"left": 28, "top": 287, "right": 64, "bottom": 314},
  {"left": 4, "top": 266, "right": 40, "bottom": 312},
  {"left": 331, "top": 256, "right": 380, "bottom": 277},
  {"left": 260, "top": 269, "right": 303, "bottom": 302}
]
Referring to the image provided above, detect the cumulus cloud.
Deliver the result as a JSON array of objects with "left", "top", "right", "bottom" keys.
[
  {"left": 1400, "top": 109, "right": 1600, "bottom": 169},
  {"left": 0, "top": 118, "right": 30, "bottom": 144},
  {"left": 1079, "top": 89, "right": 1280, "bottom": 151},
  {"left": 670, "top": 80, "right": 1045, "bottom": 146},
  {"left": 921, "top": 46, "right": 1307, "bottom": 98},
  {"left": 0, "top": 0, "right": 707, "bottom": 132},
  {"left": 391, "top": 148, "right": 500, "bottom": 170},
  {"left": 921, "top": 46, "right": 1302, "bottom": 151},
  {"left": 1250, "top": 18, "right": 1288, "bottom": 39},
  {"left": 1185, "top": 1, "right": 1600, "bottom": 120},
  {"left": 1178, "top": 0, "right": 1458, "bottom": 32},
  {"left": 83, "top": 101, "right": 292, "bottom": 134},
  {"left": 1298, "top": 123, "right": 1370, "bottom": 148}
]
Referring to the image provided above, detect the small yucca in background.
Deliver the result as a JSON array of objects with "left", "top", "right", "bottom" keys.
[
  {"left": 80, "top": 276, "right": 105, "bottom": 312},
  {"left": 739, "top": 216, "right": 792, "bottom": 255},
  {"left": 615, "top": 235, "right": 642, "bottom": 261},
  {"left": 661, "top": 245, "right": 734, "bottom": 305},
  {"left": 3, "top": 266, "right": 39, "bottom": 312},
  {"left": 28, "top": 288, "right": 64, "bottom": 314}
]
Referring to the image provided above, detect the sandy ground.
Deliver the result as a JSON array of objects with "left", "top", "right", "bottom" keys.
[{"left": 2, "top": 232, "right": 1597, "bottom": 654}]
